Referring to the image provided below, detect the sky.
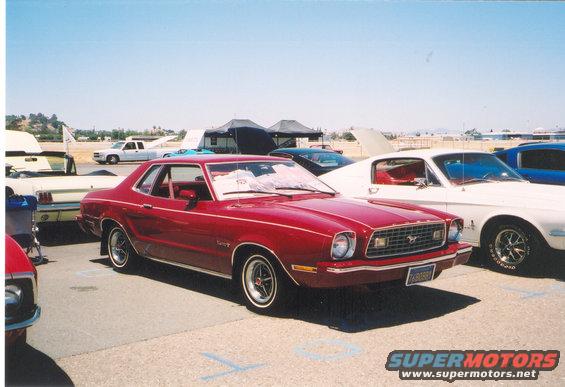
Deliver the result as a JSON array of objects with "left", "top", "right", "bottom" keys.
[{"left": 6, "top": 0, "right": 565, "bottom": 132}]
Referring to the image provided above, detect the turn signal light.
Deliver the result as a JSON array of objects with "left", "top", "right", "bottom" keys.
[{"left": 38, "top": 192, "right": 53, "bottom": 204}]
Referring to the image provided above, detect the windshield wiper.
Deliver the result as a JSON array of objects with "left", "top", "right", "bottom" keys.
[
  {"left": 223, "top": 190, "right": 293, "bottom": 198},
  {"left": 456, "top": 178, "right": 492, "bottom": 185},
  {"left": 275, "top": 186, "right": 336, "bottom": 196}
]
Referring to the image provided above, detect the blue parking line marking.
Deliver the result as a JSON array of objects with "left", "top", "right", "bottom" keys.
[
  {"left": 199, "top": 352, "right": 265, "bottom": 381},
  {"left": 76, "top": 268, "right": 117, "bottom": 278},
  {"left": 500, "top": 286, "right": 547, "bottom": 299},
  {"left": 294, "top": 339, "right": 362, "bottom": 361}
]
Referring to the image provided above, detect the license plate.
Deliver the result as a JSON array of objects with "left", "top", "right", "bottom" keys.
[{"left": 405, "top": 264, "right": 436, "bottom": 286}]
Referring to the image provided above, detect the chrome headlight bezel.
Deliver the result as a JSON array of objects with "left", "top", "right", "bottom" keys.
[
  {"left": 5, "top": 284, "right": 23, "bottom": 316},
  {"left": 331, "top": 231, "right": 356, "bottom": 260},
  {"left": 448, "top": 219, "right": 463, "bottom": 242}
]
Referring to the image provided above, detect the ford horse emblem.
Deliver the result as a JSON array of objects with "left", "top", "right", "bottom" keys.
[{"left": 407, "top": 235, "right": 418, "bottom": 244}]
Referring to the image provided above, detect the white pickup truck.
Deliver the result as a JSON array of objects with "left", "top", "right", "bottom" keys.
[{"left": 93, "top": 137, "right": 179, "bottom": 164}]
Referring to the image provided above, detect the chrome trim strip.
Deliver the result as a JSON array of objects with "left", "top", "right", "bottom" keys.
[
  {"left": 549, "top": 229, "right": 565, "bottom": 237},
  {"left": 37, "top": 203, "right": 80, "bottom": 211},
  {"left": 365, "top": 221, "right": 447, "bottom": 259},
  {"left": 10, "top": 272, "right": 35, "bottom": 280},
  {"left": 6, "top": 306, "right": 41, "bottom": 331},
  {"left": 146, "top": 256, "right": 231, "bottom": 279},
  {"left": 231, "top": 242, "right": 300, "bottom": 286},
  {"left": 326, "top": 247, "right": 472, "bottom": 273}
]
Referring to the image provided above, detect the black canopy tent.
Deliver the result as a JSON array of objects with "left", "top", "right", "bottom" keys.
[
  {"left": 204, "top": 119, "right": 276, "bottom": 155},
  {"left": 267, "top": 120, "right": 322, "bottom": 146}
]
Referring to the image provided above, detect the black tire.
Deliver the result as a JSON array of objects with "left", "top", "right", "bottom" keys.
[
  {"left": 107, "top": 226, "right": 140, "bottom": 272},
  {"left": 107, "top": 155, "right": 119, "bottom": 165},
  {"left": 483, "top": 222, "right": 540, "bottom": 273},
  {"left": 238, "top": 253, "right": 294, "bottom": 314},
  {"left": 6, "top": 330, "right": 27, "bottom": 361}
]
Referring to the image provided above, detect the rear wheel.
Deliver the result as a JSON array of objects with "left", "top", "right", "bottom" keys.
[
  {"left": 239, "top": 253, "right": 293, "bottom": 314},
  {"left": 107, "top": 226, "right": 139, "bottom": 272},
  {"left": 484, "top": 223, "right": 540, "bottom": 272},
  {"left": 107, "top": 155, "right": 119, "bottom": 165}
]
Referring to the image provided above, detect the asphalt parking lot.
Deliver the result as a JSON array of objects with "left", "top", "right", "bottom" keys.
[{"left": 6, "top": 162, "right": 565, "bottom": 386}]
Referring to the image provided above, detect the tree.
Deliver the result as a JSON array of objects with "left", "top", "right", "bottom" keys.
[{"left": 342, "top": 131, "right": 356, "bottom": 141}]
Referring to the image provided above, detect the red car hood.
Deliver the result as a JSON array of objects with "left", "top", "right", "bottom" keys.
[{"left": 279, "top": 197, "right": 443, "bottom": 230}]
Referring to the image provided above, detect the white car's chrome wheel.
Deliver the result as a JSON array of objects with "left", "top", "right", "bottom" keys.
[{"left": 494, "top": 228, "right": 527, "bottom": 266}]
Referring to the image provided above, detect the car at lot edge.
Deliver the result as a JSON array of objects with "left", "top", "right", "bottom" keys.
[
  {"left": 269, "top": 148, "right": 354, "bottom": 176},
  {"left": 494, "top": 142, "right": 565, "bottom": 185},
  {"left": 309, "top": 144, "right": 344, "bottom": 154},
  {"left": 6, "top": 130, "right": 125, "bottom": 224},
  {"left": 77, "top": 155, "right": 471, "bottom": 313},
  {"left": 5, "top": 235, "right": 41, "bottom": 350},
  {"left": 320, "top": 148, "right": 565, "bottom": 272}
]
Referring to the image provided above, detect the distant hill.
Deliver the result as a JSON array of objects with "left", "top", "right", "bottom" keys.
[{"left": 6, "top": 113, "right": 66, "bottom": 134}]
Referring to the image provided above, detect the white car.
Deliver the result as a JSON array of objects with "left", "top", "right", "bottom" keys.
[
  {"left": 320, "top": 148, "right": 565, "bottom": 272},
  {"left": 6, "top": 131, "right": 125, "bottom": 224},
  {"left": 93, "top": 137, "right": 178, "bottom": 164}
]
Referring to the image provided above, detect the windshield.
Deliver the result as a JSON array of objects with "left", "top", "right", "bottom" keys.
[
  {"left": 433, "top": 153, "right": 524, "bottom": 185},
  {"left": 111, "top": 142, "right": 125, "bottom": 149},
  {"left": 6, "top": 154, "right": 68, "bottom": 174},
  {"left": 207, "top": 161, "right": 336, "bottom": 200},
  {"left": 300, "top": 152, "right": 353, "bottom": 167}
]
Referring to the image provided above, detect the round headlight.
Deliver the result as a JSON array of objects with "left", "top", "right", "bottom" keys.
[
  {"left": 332, "top": 232, "right": 356, "bottom": 260},
  {"left": 5, "top": 284, "right": 23, "bottom": 316},
  {"left": 448, "top": 219, "right": 463, "bottom": 242}
]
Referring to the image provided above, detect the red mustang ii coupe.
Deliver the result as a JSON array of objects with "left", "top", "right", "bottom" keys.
[{"left": 78, "top": 155, "right": 472, "bottom": 312}]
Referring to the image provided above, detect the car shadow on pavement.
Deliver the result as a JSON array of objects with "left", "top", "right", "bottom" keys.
[
  {"left": 90, "top": 258, "right": 239, "bottom": 303},
  {"left": 5, "top": 345, "right": 73, "bottom": 386},
  {"left": 466, "top": 248, "right": 565, "bottom": 281},
  {"left": 288, "top": 285, "right": 480, "bottom": 333},
  {"left": 38, "top": 223, "right": 98, "bottom": 247}
]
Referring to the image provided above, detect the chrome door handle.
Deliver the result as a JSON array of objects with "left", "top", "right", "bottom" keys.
[{"left": 142, "top": 204, "right": 153, "bottom": 209}]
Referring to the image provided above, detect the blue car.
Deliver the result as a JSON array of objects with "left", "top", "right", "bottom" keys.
[
  {"left": 494, "top": 142, "right": 565, "bottom": 185},
  {"left": 165, "top": 148, "right": 215, "bottom": 157}
]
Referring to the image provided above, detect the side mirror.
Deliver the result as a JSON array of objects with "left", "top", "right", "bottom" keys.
[
  {"left": 413, "top": 177, "right": 428, "bottom": 189},
  {"left": 179, "top": 189, "right": 198, "bottom": 210}
]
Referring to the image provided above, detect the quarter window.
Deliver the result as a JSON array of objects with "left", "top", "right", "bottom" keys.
[
  {"left": 136, "top": 165, "right": 161, "bottom": 194},
  {"left": 520, "top": 149, "right": 565, "bottom": 171},
  {"left": 373, "top": 158, "right": 440, "bottom": 186}
]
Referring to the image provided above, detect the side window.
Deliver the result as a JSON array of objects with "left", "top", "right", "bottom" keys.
[
  {"left": 373, "top": 158, "right": 440, "bottom": 186},
  {"left": 124, "top": 142, "right": 136, "bottom": 150},
  {"left": 137, "top": 142, "right": 144, "bottom": 150},
  {"left": 136, "top": 165, "right": 161, "bottom": 194},
  {"left": 496, "top": 152, "right": 508, "bottom": 164},
  {"left": 152, "top": 165, "right": 212, "bottom": 201},
  {"left": 210, "top": 137, "right": 218, "bottom": 146},
  {"left": 520, "top": 149, "right": 565, "bottom": 171}
]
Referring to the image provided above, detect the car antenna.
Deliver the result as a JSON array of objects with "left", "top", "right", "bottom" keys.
[{"left": 234, "top": 126, "right": 241, "bottom": 206}]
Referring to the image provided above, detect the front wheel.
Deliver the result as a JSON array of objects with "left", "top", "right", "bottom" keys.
[
  {"left": 239, "top": 254, "right": 292, "bottom": 314},
  {"left": 107, "top": 155, "right": 119, "bottom": 165},
  {"left": 107, "top": 226, "right": 139, "bottom": 272},
  {"left": 484, "top": 223, "right": 540, "bottom": 272}
]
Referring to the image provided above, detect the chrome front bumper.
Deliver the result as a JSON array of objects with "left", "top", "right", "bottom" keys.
[{"left": 5, "top": 306, "right": 41, "bottom": 331}]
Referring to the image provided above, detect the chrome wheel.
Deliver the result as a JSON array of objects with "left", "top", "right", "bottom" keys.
[
  {"left": 494, "top": 228, "right": 527, "bottom": 266},
  {"left": 243, "top": 256, "right": 277, "bottom": 307},
  {"left": 108, "top": 228, "right": 129, "bottom": 267}
]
